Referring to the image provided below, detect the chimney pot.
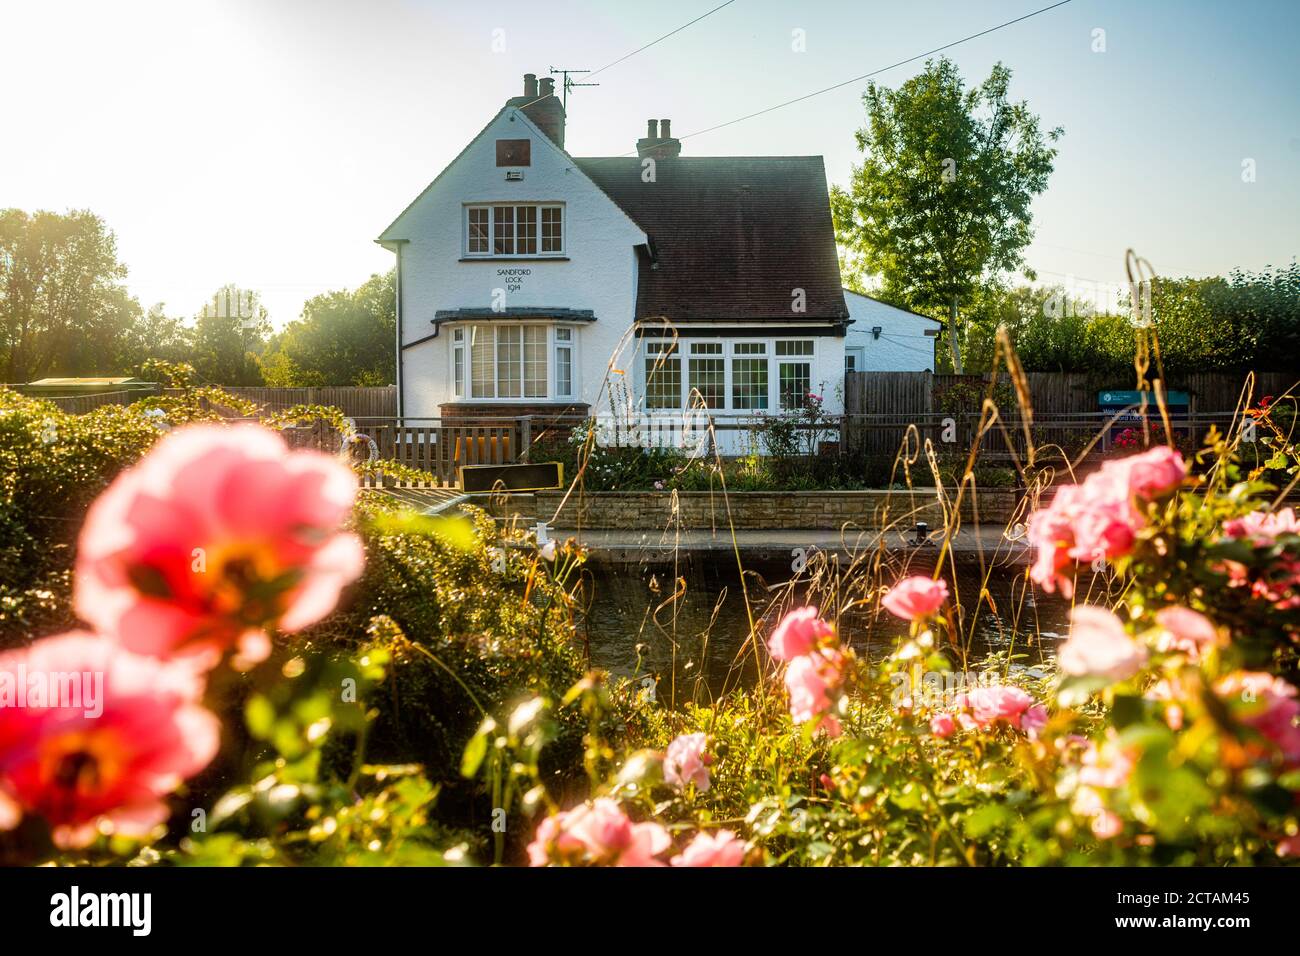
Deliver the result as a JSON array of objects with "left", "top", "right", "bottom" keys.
[
  {"left": 646, "top": 119, "right": 659, "bottom": 139},
  {"left": 659, "top": 119, "right": 671, "bottom": 138},
  {"left": 523, "top": 73, "right": 538, "bottom": 98},
  {"left": 538, "top": 76, "right": 555, "bottom": 97}
]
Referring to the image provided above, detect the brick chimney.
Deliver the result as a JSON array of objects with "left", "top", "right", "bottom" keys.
[
  {"left": 636, "top": 117, "right": 681, "bottom": 159},
  {"left": 506, "top": 73, "right": 565, "bottom": 148}
]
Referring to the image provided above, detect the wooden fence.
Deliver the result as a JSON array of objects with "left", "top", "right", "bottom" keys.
[
  {"left": 842, "top": 370, "right": 1300, "bottom": 462},
  {"left": 350, "top": 419, "right": 517, "bottom": 487},
  {"left": 217, "top": 386, "right": 396, "bottom": 419}
]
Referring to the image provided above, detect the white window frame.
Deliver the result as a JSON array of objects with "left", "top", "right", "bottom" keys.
[
  {"left": 463, "top": 203, "right": 565, "bottom": 258},
  {"left": 638, "top": 336, "right": 818, "bottom": 413},
  {"left": 448, "top": 323, "right": 578, "bottom": 403}
]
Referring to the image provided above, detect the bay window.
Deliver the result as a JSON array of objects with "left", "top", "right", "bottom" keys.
[
  {"left": 454, "top": 324, "right": 577, "bottom": 401},
  {"left": 465, "top": 204, "right": 564, "bottom": 257}
]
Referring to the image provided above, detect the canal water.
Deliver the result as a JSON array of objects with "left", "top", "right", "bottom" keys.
[{"left": 580, "top": 556, "right": 1083, "bottom": 701}]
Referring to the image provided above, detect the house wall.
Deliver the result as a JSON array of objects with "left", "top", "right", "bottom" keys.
[
  {"left": 392, "top": 109, "right": 647, "bottom": 419},
  {"left": 843, "top": 291, "right": 939, "bottom": 372}
]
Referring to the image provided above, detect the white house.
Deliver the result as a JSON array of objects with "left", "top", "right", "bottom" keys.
[
  {"left": 377, "top": 74, "right": 930, "bottom": 453},
  {"left": 843, "top": 290, "right": 941, "bottom": 373}
]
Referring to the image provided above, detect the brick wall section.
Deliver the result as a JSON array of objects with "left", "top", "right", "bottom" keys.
[{"left": 535, "top": 489, "right": 1021, "bottom": 530}]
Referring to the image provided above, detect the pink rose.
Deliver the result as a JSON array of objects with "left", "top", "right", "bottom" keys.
[
  {"left": 767, "top": 606, "right": 833, "bottom": 661},
  {"left": 930, "top": 712, "right": 956, "bottom": 738},
  {"left": 1224, "top": 507, "right": 1300, "bottom": 546},
  {"left": 1020, "top": 703, "right": 1048, "bottom": 738},
  {"left": 1078, "top": 737, "right": 1135, "bottom": 790},
  {"left": 669, "top": 829, "right": 747, "bottom": 867},
  {"left": 74, "top": 424, "right": 364, "bottom": 668},
  {"left": 1215, "top": 672, "right": 1300, "bottom": 766},
  {"left": 0, "top": 632, "right": 220, "bottom": 848},
  {"left": 527, "top": 798, "right": 671, "bottom": 867},
  {"left": 881, "top": 576, "right": 949, "bottom": 621},
  {"left": 1117, "top": 446, "right": 1186, "bottom": 500},
  {"left": 784, "top": 648, "right": 844, "bottom": 729},
  {"left": 1058, "top": 606, "right": 1147, "bottom": 682},
  {"left": 1152, "top": 607, "right": 1220, "bottom": 661},
  {"left": 663, "top": 732, "right": 711, "bottom": 793},
  {"left": 968, "top": 685, "right": 1035, "bottom": 726}
]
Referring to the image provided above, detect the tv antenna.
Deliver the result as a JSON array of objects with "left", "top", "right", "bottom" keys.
[{"left": 549, "top": 67, "right": 599, "bottom": 113}]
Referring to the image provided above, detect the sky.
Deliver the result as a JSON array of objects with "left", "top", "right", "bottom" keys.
[{"left": 3, "top": 0, "right": 1298, "bottom": 329}]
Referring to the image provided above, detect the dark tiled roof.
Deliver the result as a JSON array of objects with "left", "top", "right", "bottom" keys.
[{"left": 573, "top": 157, "right": 848, "bottom": 323}]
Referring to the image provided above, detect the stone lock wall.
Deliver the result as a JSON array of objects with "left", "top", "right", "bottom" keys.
[{"left": 535, "top": 489, "right": 1022, "bottom": 531}]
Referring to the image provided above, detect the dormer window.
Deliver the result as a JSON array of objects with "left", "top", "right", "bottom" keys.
[{"left": 464, "top": 203, "right": 563, "bottom": 257}]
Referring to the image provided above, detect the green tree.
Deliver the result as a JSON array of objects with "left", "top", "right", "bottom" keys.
[
  {"left": 0, "top": 208, "right": 144, "bottom": 381},
  {"left": 832, "top": 58, "right": 1061, "bottom": 372},
  {"left": 190, "top": 284, "right": 271, "bottom": 385},
  {"left": 261, "top": 270, "right": 395, "bottom": 386}
]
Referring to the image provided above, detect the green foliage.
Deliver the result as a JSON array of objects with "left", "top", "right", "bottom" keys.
[
  {"left": 831, "top": 58, "right": 1061, "bottom": 372},
  {"left": 0, "top": 387, "right": 162, "bottom": 640},
  {"left": 953, "top": 264, "right": 1300, "bottom": 376},
  {"left": 261, "top": 271, "right": 395, "bottom": 386},
  {"left": 0, "top": 208, "right": 143, "bottom": 381}
]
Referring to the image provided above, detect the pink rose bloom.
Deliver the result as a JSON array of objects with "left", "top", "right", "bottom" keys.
[
  {"left": 1058, "top": 606, "right": 1148, "bottom": 682},
  {"left": 784, "top": 648, "right": 844, "bottom": 729},
  {"left": 930, "top": 712, "right": 956, "bottom": 738},
  {"left": 1078, "top": 737, "right": 1135, "bottom": 789},
  {"left": 766, "top": 606, "right": 833, "bottom": 661},
  {"left": 1224, "top": 507, "right": 1300, "bottom": 546},
  {"left": 881, "top": 576, "right": 949, "bottom": 621},
  {"left": 75, "top": 424, "right": 365, "bottom": 667},
  {"left": 968, "top": 684, "right": 1035, "bottom": 727},
  {"left": 1152, "top": 607, "right": 1220, "bottom": 661},
  {"left": 1117, "top": 446, "right": 1186, "bottom": 500},
  {"left": 527, "top": 798, "right": 671, "bottom": 867},
  {"left": 670, "top": 829, "right": 747, "bottom": 867},
  {"left": 0, "top": 632, "right": 219, "bottom": 848},
  {"left": 1026, "top": 449, "right": 1184, "bottom": 596},
  {"left": 1215, "top": 672, "right": 1300, "bottom": 767},
  {"left": 663, "top": 732, "right": 711, "bottom": 792},
  {"left": 1020, "top": 703, "right": 1049, "bottom": 738}
]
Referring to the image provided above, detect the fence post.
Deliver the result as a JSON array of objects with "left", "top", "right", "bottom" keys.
[{"left": 519, "top": 416, "right": 532, "bottom": 463}]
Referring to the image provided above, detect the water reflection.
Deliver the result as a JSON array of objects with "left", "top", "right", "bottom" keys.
[{"left": 579, "top": 557, "right": 1079, "bottom": 699}]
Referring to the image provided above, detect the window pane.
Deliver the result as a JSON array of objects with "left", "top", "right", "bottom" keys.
[
  {"left": 779, "top": 361, "right": 812, "bottom": 410},
  {"left": 690, "top": 341, "right": 722, "bottom": 354},
  {"left": 555, "top": 327, "right": 572, "bottom": 342},
  {"left": 523, "top": 326, "right": 547, "bottom": 398},
  {"left": 454, "top": 345, "right": 464, "bottom": 397},
  {"left": 734, "top": 342, "right": 766, "bottom": 355},
  {"left": 776, "top": 340, "right": 814, "bottom": 356},
  {"left": 517, "top": 206, "right": 537, "bottom": 255},
  {"left": 493, "top": 206, "right": 514, "bottom": 255},
  {"left": 556, "top": 346, "right": 572, "bottom": 397},
  {"left": 688, "top": 357, "right": 725, "bottom": 409},
  {"left": 844, "top": 353, "right": 856, "bottom": 374},
  {"left": 732, "top": 358, "right": 768, "bottom": 409},
  {"left": 645, "top": 343, "right": 681, "bottom": 409},
  {"left": 470, "top": 326, "right": 495, "bottom": 398},
  {"left": 467, "top": 208, "right": 489, "bottom": 254},
  {"left": 541, "top": 207, "right": 563, "bottom": 253},
  {"left": 496, "top": 325, "right": 521, "bottom": 397}
]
